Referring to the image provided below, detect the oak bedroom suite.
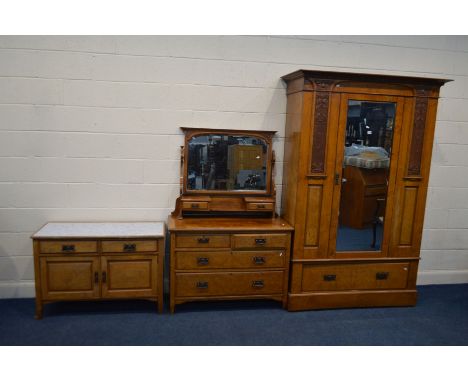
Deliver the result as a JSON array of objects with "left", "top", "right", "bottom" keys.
[{"left": 30, "top": 69, "right": 449, "bottom": 317}]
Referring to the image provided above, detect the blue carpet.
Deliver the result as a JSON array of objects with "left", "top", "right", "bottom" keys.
[{"left": 1, "top": 284, "right": 467, "bottom": 345}]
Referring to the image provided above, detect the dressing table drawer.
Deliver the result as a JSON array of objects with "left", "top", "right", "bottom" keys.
[
  {"left": 176, "top": 251, "right": 232, "bottom": 270},
  {"left": 182, "top": 201, "right": 209, "bottom": 211},
  {"left": 175, "top": 271, "right": 284, "bottom": 297},
  {"left": 232, "top": 234, "right": 289, "bottom": 249},
  {"left": 246, "top": 202, "right": 274, "bottom": 211},
  {"left": 175, "top": 234, "right": 231, "bottom": 249}
]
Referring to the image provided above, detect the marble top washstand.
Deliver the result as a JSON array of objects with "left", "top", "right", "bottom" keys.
[{"left": 32, "top": 222, "right": 165, "bottom": 239}]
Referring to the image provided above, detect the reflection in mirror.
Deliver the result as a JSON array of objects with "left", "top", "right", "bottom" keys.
[
  {"left": 187, "top": 134, "right": 268, "bottom": 191},
  {"left": 336, "top": 101, "right": 396, "bottom": 252}
]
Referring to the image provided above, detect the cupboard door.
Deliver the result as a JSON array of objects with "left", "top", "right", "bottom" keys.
[
  {"left": 40, "top": 256, "right": 100, "bottom": 300},
  {"left": 328, "top": 93, "right": 405, "bottom": 258},
  {"left": 101, "top": 255, "right": 157, "bottom": 298}
]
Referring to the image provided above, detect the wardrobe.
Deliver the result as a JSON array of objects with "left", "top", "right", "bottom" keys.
[{"left": 281, "top": 70, "right": 449, "bottom": 311}]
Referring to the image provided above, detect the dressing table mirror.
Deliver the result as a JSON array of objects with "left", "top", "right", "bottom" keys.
[{"left": 172, "top": 127, "right": 278, "bottom": 218}]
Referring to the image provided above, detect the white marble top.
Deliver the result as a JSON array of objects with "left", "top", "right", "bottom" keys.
[{"left": 32, "top": 222, "right": 165, "bottom": 239}]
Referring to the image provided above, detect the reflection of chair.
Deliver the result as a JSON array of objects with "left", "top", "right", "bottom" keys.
[{"left": 371, "top": 198, "right": 386, "bottom": 248}]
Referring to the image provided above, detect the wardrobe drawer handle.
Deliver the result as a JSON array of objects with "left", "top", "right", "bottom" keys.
[
  {"left": 198, "top": 237, "right": 210, "bottom": 244},
  {"left": 102, "top": 271, "right": 107, "bottom": 283},
  {"left": 62, "top": 245, "right": 75, "bottom": 252},
  {"left": 197, "top": 257, "right": 209, "bottom": 265},
  {"left": 323, "top": 274, "right": 336, "bottom": 281},
  {"left": 94, "top": 272, "right": 99, "bottom": 284},
  {"left": 191, "top": 203, "right": 200, "bottom": 208},
  {"left": 255, "top": 238, "right": 266, "bottom": 245},
  {"left": 376, "top": 272, "right": 389, "bottom": 280},
  {"left": 196, "top": 281, "right": 208, "bottom": 289},
  {"left": 256, "top": 204, "right": 265, "bottom": 209}
]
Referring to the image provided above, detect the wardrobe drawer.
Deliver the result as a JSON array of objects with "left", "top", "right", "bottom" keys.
[
  {"left": 302, "top": 262, "right": 410, "bottom": 292},
  {"left": 232, "top": 234, "right": 288, "bottom": 249},
  {"left": 101, "top": 240, "right": 158, "bottom": 253},
  {"left": 39, "top": 240, "right": 97, "bottom": 254},
  {"left": 175, "top": 271, "right": 284, "bottom": 297},
  {"left": 176, "top": 251, "right": 232, "bottom": 270},
  {"left": 175, "top": 234, "right": 230, "bottom": 249}
]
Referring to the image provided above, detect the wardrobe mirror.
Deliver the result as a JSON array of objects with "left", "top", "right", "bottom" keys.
[
  {"left": 186, "top": 133, "right": 268, "bottom": 192},
  {"left": 336, "top": 100, "right": 396, "bottom": 252}
]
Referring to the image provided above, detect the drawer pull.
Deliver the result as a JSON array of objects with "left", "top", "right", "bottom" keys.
[
  {"left": 256, "top": 204, "right": 265, "bottom": 209},
  {"left": 123, "top": 243, "right": 136, "bottom": 252},
  {"left": 253, "top": 256, "right": 266, "bottom": 265},
  {"left": 198, "top": 237, "right": 210, "bottom": 244},
  {"left": 102, "top": 271, "right": 107, "bottom": 283},
  {"left": 191, "top": 203, "right": 200, "bottom": 208},
  {"left": 196, "top": 281, "right": 209, "bottom": 289},
  {"left": 62, "top": 244, "right": 75, "bottom": 252},
  {"left": 252, "top": 280, "right": 264, "bottom": 288},
  {"left": 94, "top": 272, "right": 99, "bottom": 284},
  {"left": 197, "top": 257, "right": 209, "bottom": 265},
  {"left": 376, "top": 272, "right": 389, "bottom": 280},
  {"left": 323, "top": 274, "right": 336, "bottom": 281},
  {"left": 255, "top": 238, "right": 266, "bottom": 246}
]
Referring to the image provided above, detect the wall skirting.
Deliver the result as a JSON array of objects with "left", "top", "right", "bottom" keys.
[
  {"left": 0, "top": 281, "right": 35, "bottom": 298},
  {"left": 416, "top": 270, "right": 468, "bottom": 285}
]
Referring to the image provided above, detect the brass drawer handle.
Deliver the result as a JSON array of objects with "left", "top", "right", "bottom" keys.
[
  {"left": 191, "top": 203, "right": 199, "bottom": 208},
  {"left": 256, "top": 204, "right": 265, "bottom": 209},
  {"left": 62, "top": 244, "right": 75, "bottom": 252},
  {"left": 198, "top": 237, "right": 210, "bottom": 244},
  {"left": 102, "top": 271, "right": 107, "bottom": 283},
  {"left": 252, "top": 280, "right": 264, "bottom": 288},
  {"left": 253, "top": 256, "right": 266, "bottom": 265},
  {"left": 123, "top": 243, "right": 136, "bottom": 252},
  {"left": 196, "top": 281, "right": 208, "bottom": 289},
  {"left": 94, "top": 272, "right": 99, "bottom": 284},
  {"left": 255, "top": 238, "right": 266, "bottom": 245},
  {"left": 376, "top": 272, "right": 389, "bottom": 280},
  {"left": 323, "top": 274, "right": 336, "bottom": 281},
  {"left": 197, "top": 257, "right": 209, "bottom": 265}
]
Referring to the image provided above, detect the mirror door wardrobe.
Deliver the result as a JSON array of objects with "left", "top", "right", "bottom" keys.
[
  {"left": 281, "top": 70, "right": 450, "bottom": 311},
  {"left": 329, "top": 94, "right": 405, "bottom": 257}
]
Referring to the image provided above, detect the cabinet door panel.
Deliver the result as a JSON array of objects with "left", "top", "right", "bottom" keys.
[
  {"left": 101, "top": 255, "right": 157, "bottom": 298},
  {"left": 40, "top": 256, "right": 100, "bottom": 300}
]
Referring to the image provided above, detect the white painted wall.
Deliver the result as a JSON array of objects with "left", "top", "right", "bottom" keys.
[{"left": 0, "top": 36, "right": 467, "bottom": 297}]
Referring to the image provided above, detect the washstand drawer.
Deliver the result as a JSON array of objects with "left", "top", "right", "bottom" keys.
[
  {"left": 246, "top": 202, "right": 274, "bottom": 211},
  {"left": 39, "top": 240, "right": 97, "bottom": 254},
  {"left": 182, "top": 201, "right": 209, "bottom": 211},
  {"left": 231, "top": 250, "right": 286, "bottom": 268},
  {"left": 301, "top": 262, "right": 410, "bottom": 292},
  {"left": 176, "top": 251, "right": 231, "bottom": 270},
  {"left": 175, "top": 234, "right": 230, "bottom": 249},
  {"left": 175, "top": 271, "right": 284, "bottom": 297},
  {"left": 101, "top": 240, "right": 158, "bottom": 253},
  {"left": 232, "top": 234, "right": 289, "bottom": 249}
]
